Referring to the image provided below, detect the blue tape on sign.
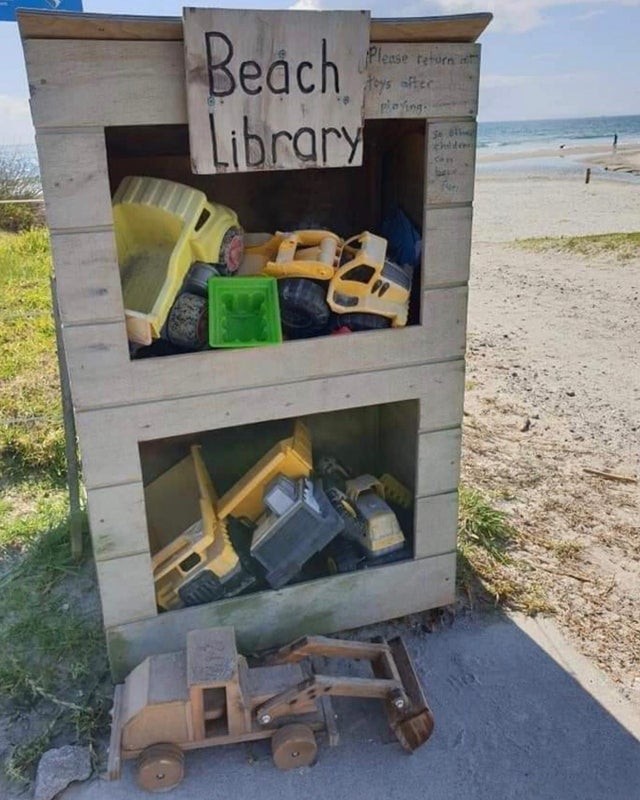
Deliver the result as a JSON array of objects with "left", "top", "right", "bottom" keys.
[{"left": 0, "top": 1, "right": 83, "bottom": 22}]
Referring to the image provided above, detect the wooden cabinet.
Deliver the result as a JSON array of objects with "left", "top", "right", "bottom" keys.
[{"left": 19, "top": 9, "right": 490, "bottom": 680}]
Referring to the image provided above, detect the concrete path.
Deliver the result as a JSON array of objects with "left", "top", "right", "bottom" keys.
[{"left": 64, "top": 611, "right": 640, "bottom": 800}]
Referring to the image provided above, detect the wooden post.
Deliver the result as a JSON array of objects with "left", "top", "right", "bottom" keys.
[
  {"left": 51, "top": 278, "right": 83, "bottom": 560},
  {"left": 585, "top": 168, "right": 591, "bottom": 184}
]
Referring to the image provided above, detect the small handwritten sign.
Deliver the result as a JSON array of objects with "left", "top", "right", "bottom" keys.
[
  {"left": 426, "top": 121, "right": 477, "bottom": 204},
  {"left": 183, "top": 8, "right": 369, "bottom": 174},
  {"left": 365, "top": 43, "right": 480, "bottom": 119}
]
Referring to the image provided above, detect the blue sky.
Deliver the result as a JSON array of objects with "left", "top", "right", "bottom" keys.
[{"left": 1, "top": 0, "right": 639, "bottom": 143}]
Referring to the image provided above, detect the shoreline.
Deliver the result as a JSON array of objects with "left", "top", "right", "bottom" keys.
[{"left": 477, "top": 142, "right": 640, "bottom": 176}]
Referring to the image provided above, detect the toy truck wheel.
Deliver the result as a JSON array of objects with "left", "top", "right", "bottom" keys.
[
  {"left": 338, "top": 313, "right": 391, "bottom": 331},
  {"left": 278, "top": 279, "right": 330, "bottom": 338},
  {"left": 136, "top": 743, "right": 184, "bottom": 792},
  {"left": 271, "top": 724, "right": 318, "bottom": 770},
  {"left": 166, "top": 292, "right": 208, "bottom": 350}
]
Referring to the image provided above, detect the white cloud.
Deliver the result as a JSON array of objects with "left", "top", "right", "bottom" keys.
[
  {"left": 574, "top": 8, "right": 605, "bottom": 20},
  {"left": 0, "top": 96, "right": 34, "bottom": 146},
  {"left": 289, "top": 0, "right": 324, "bottom": 8},
  {"left": 428, "top": 0, "right": 640, "bottom": 33}
]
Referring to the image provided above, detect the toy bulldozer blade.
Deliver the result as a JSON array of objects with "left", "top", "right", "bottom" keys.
[{"left": 263, "top": 634, "right": 434, "bottom": 752}]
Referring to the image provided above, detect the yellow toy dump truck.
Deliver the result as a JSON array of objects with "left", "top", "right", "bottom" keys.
[
  {"left": 113, "top": 176, "right": 243, "bottom": 346},
  {"left": 244, "top": 230, "right": 412, "bottom": 338},
  {"left": 107, "top": 627, "right": 434, "bottom": 792}
]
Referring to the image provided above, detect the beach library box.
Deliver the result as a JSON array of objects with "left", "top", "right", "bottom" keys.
[{"left": 19, "top": 8, "right": 491, "bottom": 678}]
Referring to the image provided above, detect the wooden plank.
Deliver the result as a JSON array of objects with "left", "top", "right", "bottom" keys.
[
  {"left": 75, "top": 361, "right": 464, "bottom": 490},
  {"left": 35, "top": 130, "right": 113, "bottom": 229},
  {"left": 25, "top": 39, "right": 481, "bottom": 131},
  {"left": 187, "top": 627, "right": 238, "bottom": 686},
  {"left": 106, "top": 684, "right": 124, "bottom": 780},
  {"left": 183, "top": 8, "right": 369, "bottom": 173},
  {"left": 417, "top": 428, "right": 462, "bottom": 497},
  {"left": 18, "top": 11, "right": 492, "bottom": 44},
  {"left": 106, "top": 552, "right": 456, "bottom": 680},
  {"left": 272, "top": 636, "right": 389, "bottom": 664},
  {"left": 24, "top": 40, "right": 187, "bottom": 129},
  {"left": 365, "top": 43, "right": 479, "bottom": 119},
  {"left": 414, "top": 491, "right": 459, "bottom": 559},
  {"left": 50, "top": 231, "right": 124, "bottom": 326},
  {"left": 61, "top": 288, "right": 468, "bottom": 412},
  {"left": 95, "top": 552, "right": 158, "bottom": 627},
  {"left": 423, "top": 205, "right": 473, "bottom": 288},
  {"left": 425, "top": 120, "right": 477, "bottom": 205},
  {"left": 87, "top": 482, "right": 150, "bottom": 562},
  {"left": 417, "top": 357, "right": 465, "bottom": 433}
]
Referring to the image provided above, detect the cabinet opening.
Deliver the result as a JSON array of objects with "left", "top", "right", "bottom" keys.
[
  {"left": 105, "top": 121, "right": 425, "bottom": 359},
  {"left": 139, "top": 399, "right": 418, "bottom": 613}
]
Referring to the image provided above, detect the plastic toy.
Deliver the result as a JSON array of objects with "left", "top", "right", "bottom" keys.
[
  {"left": 113, "top": 176, "right": 243, "bottom": 345},
  {"left": 250, "top": 475, "right": 344, "bottom": 588},
  {"left": 217, "top": 420, "right": 312, "bottom": 522},
  {"left": 245, "top": 230, "right": 412, "bottom": 338},
  {"left": 151, "top": 446, "right": 253, "bottom": 610},
  {"left": 208, "top": 276, "right": 282, "bottom": 348},
  {"left": 107, "top": 627, "right": 434, "bottom": 792}
]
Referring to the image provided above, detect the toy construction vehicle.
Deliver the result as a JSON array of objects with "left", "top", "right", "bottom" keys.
[
  {"left": 245, "top": 230, "right": 412, "bottom": 338},
  {"left": 107, "top": 627, "right": 434, "bottom": 792},
  {"left": 150, "top": 446, "right": 254, "bottom": 610},
  {"left": 113, "top": 176, "right": 243, "bottom": 346},
  {"left": 318, "top": 458, "right": 406, "bottom": 567},
  {"left": 148, "top": 422, "right": 312, "bottom": 609}
]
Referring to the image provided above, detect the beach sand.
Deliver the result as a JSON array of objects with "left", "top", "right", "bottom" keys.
[
  {"left": 478, "top": 141, "right": 640, "bottom": 175},
  {"left": 465, "top": 166, "right": 639, "bottom": 705}
]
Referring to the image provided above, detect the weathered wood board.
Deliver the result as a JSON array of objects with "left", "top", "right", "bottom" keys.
[
  {"left": 106, "top": 552, "right": 456, "bottom": 680},
  {"left": 426, "top": 120, "right": 477, "bottom": 204},
  {"left": 183, "top": 8, "right": 369, "bottom": 173},
  {"left": 365, "top": 43, "right": 479, "bottom": 119}
]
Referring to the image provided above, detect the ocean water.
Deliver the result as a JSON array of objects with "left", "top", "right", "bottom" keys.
[{"left": 477, "top": 115, "right": 640, "bottom": 153}]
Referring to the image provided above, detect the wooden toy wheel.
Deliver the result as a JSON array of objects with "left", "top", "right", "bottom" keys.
[
  {"left": 136, "top": 743, "right": 184, "bottom": 792},
  {"left": 271, "top": 724, "right": 317, "bottom": 770}
]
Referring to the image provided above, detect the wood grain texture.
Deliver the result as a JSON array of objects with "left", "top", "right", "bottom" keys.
[
  {"left": 417, "top": 357, "right": 465, "bottom": 432},
  {"left": 95, "top": 552, "right": 158, "bottom": 627},
  {"left": 18, "top": 10, "right": 492, "bottom": 43},
  {"left": 62, "top": 287, "right": 467, "bottom": 412},
  {"left": 24, "top": 39, "right": 187, "bottom": 129},
  {"left": 414, "top": 491, "right": 459, "bottom": 558},
  {"left": 423, "top": 205, "right": 473, "bottom": 288},
  {"left": 417, "top": 428, "right": 462, "bottom": 496},
  {"left": 25, "top": 39, "right": 480, "bottom": 130},
  {"left": 35, "top": 130, "right": 113, "bottom": 229},
  {"left": 87, "top": 482, "right": 150, "bottom": 562},
  {"left": 365, "top": 43, "right": 479, "bottom": 119},
  {"left": 183, "top": 8, "right": 369, "bottom": 173},
  {"left": 425, "top": 120, "right": 477, "bottom": 205},
  {"left": 106, "top": 552, "right": 456, "bottom": 680},
  {"left": 75, "top": 360, "right": 464, "bottom": 490},
  {"left": 50, "top": 230, "right": 125, "bottom": 325}
]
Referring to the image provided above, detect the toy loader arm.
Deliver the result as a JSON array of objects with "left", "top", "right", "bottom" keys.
[
  {"left": 263, "top": 634, "right": 434, "bottom": 752},
  {"left": 255, "top": 673, "right": 409, "bottom": 726}
]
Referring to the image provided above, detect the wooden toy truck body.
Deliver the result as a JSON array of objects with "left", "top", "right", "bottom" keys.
[{"left": 108, "top": 627, "right": 433, "bottom": 790}]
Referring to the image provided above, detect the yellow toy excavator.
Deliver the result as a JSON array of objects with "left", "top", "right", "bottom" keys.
[{"left": 245, "top": 230, "right": 412, "bottom": 338}]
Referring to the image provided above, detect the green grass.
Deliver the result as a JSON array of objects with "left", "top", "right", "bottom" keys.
[
  {"left": 457, "top": 486, "right": 553, "bottom": 615},
  {"left": 0, "top": 229, "right": 65, "bottom": 484},
  {"left": 0, "top": 229, "right": 110, "bottom": 784},
  {"left": 517, "top": 231, "right": 640, "bottom": 261}
]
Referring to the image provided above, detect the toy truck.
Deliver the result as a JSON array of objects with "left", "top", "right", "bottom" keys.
[
  {"left": 107, "top": 627, "right": 434, "bottom": 792},
  {"left": 244, "top": 230, "right": 412, "bottom": 337}
]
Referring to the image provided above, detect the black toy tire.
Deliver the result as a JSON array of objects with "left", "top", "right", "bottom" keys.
[
  {"left": 338, "top": 313, "right": 391, "bottom": 331},
  {"left": 278, "top": 278, "right": 331, "bottom": 338}
]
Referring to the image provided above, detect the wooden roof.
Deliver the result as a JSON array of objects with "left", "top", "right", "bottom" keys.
[{"left": 18, "top": 10, "right": 492, "bottom": 43}]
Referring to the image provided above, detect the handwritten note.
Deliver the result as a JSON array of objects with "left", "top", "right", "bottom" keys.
[
  {"left": 183, "top": 8, "right": 369, "bottom": 174},
  {"left": 364, "top": 43, "right": 480, "bottom": 119},
  {"left": 426, "top": 121, "right": 477, "bottom": 204}
]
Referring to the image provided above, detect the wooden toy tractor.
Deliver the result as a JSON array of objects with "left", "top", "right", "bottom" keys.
[
  {"left": 245, "top": 230, "right": 412, "bottom": 338},
  {"left": 107, "top": 627, "right": 434, "bottom": 792}
]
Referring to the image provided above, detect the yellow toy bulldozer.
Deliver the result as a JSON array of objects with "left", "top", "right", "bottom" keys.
[{"left": 245, "top": 230, "right": 412, "bottom": 338}]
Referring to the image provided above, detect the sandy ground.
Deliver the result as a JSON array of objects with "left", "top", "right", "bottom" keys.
[{"left": 465, "top": 165, "right": 640, "bottom": 705}]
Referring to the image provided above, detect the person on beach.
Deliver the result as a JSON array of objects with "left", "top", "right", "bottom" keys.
[{"left": 613, "top": 133, "right": 618, "bottom": 149}]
